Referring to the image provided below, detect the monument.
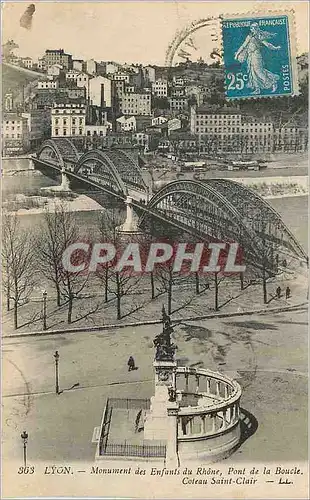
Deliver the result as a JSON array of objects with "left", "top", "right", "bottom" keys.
[{"left": 95, "top": 308, "right": 243, "bottom": 464}]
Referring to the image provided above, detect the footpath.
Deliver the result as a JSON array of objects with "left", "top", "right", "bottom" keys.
[{"left": 2, "top": 273, "right": 308, "bottom": 338}]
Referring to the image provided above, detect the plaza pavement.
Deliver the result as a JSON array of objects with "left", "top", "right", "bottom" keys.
[{"left": 2, "top": 309, "right": 307, "bottom": 467}]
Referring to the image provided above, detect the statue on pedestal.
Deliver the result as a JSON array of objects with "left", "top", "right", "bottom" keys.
[{"left": 153, "top": 306, "right": 177, "bottom": 361}]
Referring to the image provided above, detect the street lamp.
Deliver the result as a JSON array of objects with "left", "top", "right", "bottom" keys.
[
  {"left": 42, "top": 290, "right": 47, "bottom": 330},
  {"left": 54, "top": 351, "right": 60, "bottom": 395},
  {"left": 20, "top": 430, "right": 28, "bottom": 467}
]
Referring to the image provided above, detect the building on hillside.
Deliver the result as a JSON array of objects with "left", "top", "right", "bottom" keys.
[
  {"left": 47, "top": 64, "right": 64, "bottom": 77},
  {"left": 85, "top": 124, "right": 110, "bottom": 137},
  {"left": 112, "top": 72, "right": 130, "bottom": 83},
  {"left": 89, "top": 76, "right": 113, "bottom": 107},
  {"left": 152, "top": 79, "right": 168, "bottom": 98},
  {"left": 66, "top": 87, "right": 86, "bottom": 100},
  {"left": 170, "top": 86, "right": 186, "bottom": 98},
  {"left": 152, "top": 116, "right": 168, "bottom": 126},
  {"left": 185, "top": 85, "right": 206, "bottom": 106},
  {"left": 76, "top": 73, "right": 91, "bottom": 96},
  {"left": 65, "top": 70, "right": 79, "bottom": 82},
  {"left": 4, "top": 93, "right": 14, "bottom": 112},
  {"left": 37, "top": 78, "right": 59, "bottom": 90},
  {"left": 124, "top": 85, "right": 136, "bottom": 93},
  {"left": 274, "top": 126, "right": 308, "bottom": 152},
  {"left": 116, "top": 115, "right": 152, "bottom": 132},
  {"left": 73, "top": 59, "right": 84, "bottom": 71},
  {"left": 167, "top": 118, "right": 182, "bottom": 135},
  {"left": 85, "top": 59, "right": 97, "bottom": 75},
  {"left": 21, "top": 110, "right": 51, "bottom": 148},
  {"left": 101, "top": 132, "right": 133, "bottom": 147},
  {"left": 132, "top": 132, "right": 149, "bottom": 148},
  {"left": 21, "top": 57, "right": 33, "bottom": 69},
  {"left": 113, "top": 80, "right": 126, "bottom": 110},
  {"left": 168, "top": 96, "right": 188, "bottom": 113},
  {"left": 173, "top": 76, "right": 185, "bottom": 86},
  {"left": 130, "top": 68, "right": 144, "bottom": 89},
  {"left": 190, "top": 105, "right": 276, "bottom": 154},
  {"left": 2, "top": 113, "right": 30, "bottom": 154},
  {"left": 106, "top": 62, "right": 120, "bottom": 75},
  {"left": 143, "top": 66, "right": 156, "bottom": 83},
  {"left": 45, "top": 49, "right": 72, "bottom": 70},
  {"left": 37, "top": 58, "right": 46, "bottom": 71},
  {"left": 51, "top": 102, "right": 86, "bottom": 138},
  {"left": 121, "top": 91, "right": 151, "bottom": 116}
]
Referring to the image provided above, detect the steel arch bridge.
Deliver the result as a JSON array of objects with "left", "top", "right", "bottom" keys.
[
  {"left": 74, "top": 148, "right": 148, "bottom": 195},
  {"left": 37, "top": 138, "right": 80, "bottom": 167},
  {"left": 139, "top": 179, "right": 307, "bottom": 273},
  {"left": 36, "top": 139, "right": 149, "bottom": 197}
]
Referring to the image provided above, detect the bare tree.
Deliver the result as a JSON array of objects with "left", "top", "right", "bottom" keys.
[
  {"left": 95, "top": 209, "right": 141, "bottom": 320},
  {"left": 156, "top": 261, "right": 175, "bottom": 315},
  {"left": 95, "top": 209, "right": 121, "bottom": 304},
  {"left": 57, "top": 204, "right": 89, "bottom": 324},
  {"left": 38, "top": 202, "right": 89, "bottom": 324},
  {"left": 2, "top": 213, "right": 36, "bottom": 329},
  {"left": 36, "top": 206, "right": 64, "bottom": 306},
  {"left": 213, "top": 272, "right": 228, "bottom": 311}
]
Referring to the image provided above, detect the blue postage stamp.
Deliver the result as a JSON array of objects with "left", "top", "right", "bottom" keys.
[{"left": 222, "top": 12, "right": 299, "bottom": 99}]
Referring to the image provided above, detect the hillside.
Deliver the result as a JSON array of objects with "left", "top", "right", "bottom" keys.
[{"left": 2, "top": 63, "right": 41, "bottom": 106}]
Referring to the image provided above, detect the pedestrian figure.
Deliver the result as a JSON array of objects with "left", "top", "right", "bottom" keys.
[
  {"left": 276, "top": 286, "right": 281, "bottom": 299},
  {"left": 285, "top": 286, "right": 291, "bottom": 299},
  {"left": 127, "top": 356, "right": 135, "bottom": 371}
]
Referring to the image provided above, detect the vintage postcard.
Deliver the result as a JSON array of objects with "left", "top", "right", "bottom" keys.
[{"left": 1, "top": 1, "right": 308, "bottom": 499}]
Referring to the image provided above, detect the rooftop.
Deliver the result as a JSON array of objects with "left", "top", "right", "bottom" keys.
[{"left": 3, "top": 112, "right": 27, "bottom": 122}]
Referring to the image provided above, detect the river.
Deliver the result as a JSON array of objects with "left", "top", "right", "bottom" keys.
[{"left": 2, "top": 158, "right": 308, "bottom": 251}]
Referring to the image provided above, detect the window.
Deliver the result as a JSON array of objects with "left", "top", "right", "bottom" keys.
[
  {"left": 79, "top": 129, "right": 83, "bottom": 135},
  {"left": 63, "top": 129, "right": 67, "bottom": 136},
  {"left": 55, "top": 129, "right": 59, "bottom": 135}
]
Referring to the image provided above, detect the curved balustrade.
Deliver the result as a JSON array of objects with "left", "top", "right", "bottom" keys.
[{"left": 172, "top": 367, "right": 242, "bottom": 461}]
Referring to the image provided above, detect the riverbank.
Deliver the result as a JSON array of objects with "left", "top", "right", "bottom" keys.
[{"left": 3, "top": 193, "right": 103, "bottom": 215}]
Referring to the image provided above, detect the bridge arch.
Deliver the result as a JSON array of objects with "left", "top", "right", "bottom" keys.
[
  {"left": 74, "top": 149, "right": 127, "bottom": 195},
  {"left": 37, "top": 138, "right": 80, "bottom": 167},
  {"left": 206, "top": 179, "right": 307, "bottom": 261},
  {"left": 74, "top": 149, "right": 149, "bottom": 196},
  {"left": 139, "top": 179, "right": 306, "bottom": 273}
]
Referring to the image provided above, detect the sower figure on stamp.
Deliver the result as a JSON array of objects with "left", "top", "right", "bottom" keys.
[{"left": 235, "top": 22, "right": 281, "bottom": 95}]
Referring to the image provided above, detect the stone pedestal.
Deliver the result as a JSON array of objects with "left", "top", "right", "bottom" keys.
[
  {"left": 144, "top": 360, "right": 177, "bottom": 441},
  {"left": 166, "top": 402, "right": 180, "bottom": 467},
  {"left": 118, "top": 196, "right": 141, "bottom": 234}
]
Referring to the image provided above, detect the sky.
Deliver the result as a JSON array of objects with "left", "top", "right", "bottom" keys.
[{"left": 2, "top": 1, "right": 309, "bottom": 65}]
